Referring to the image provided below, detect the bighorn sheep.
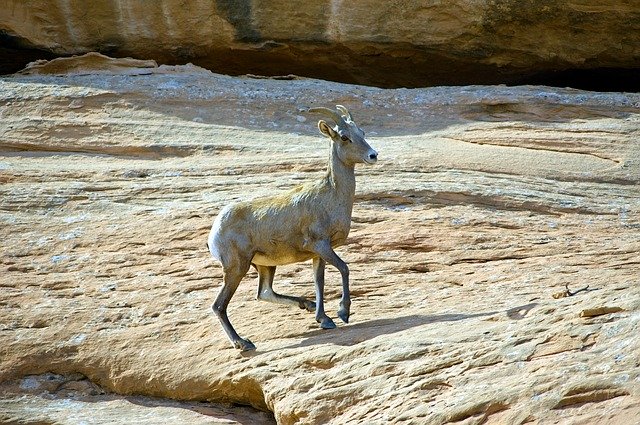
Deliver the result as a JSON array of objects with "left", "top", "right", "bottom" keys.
[{"left": 207, "top": 105, "right": 378, "bottom": 351}]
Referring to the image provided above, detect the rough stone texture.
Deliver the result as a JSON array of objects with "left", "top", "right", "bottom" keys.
[
  {"left": 1, "top": 56, "right": 640, "bottom": 424},
  {"left": 0, "top": 373, "right": 275, "bottom": 425},
  {"left": 1, "top": 1, "right": 640, "bottom": 87}
]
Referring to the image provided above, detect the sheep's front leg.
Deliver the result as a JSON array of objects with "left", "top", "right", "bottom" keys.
[
  {"left": 313, "top": 256, "right": 336, "bottom": 329},
  {"left": 313, "top": 240, "right": 350, "bottom": 325}
]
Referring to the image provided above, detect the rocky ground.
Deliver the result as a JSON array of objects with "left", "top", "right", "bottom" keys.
[{"left": 1, "top": 56, "right": 639, "bottom": 424}]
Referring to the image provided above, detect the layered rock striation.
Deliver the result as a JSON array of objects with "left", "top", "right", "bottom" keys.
[{"left": 1, "top": 1, "right": 640, "bottom": 87}]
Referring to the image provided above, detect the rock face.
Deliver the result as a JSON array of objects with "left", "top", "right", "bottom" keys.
[
  {"left": 1, "top": 1, "right": 640, "bottom": 87},
  {"left": 1, "top": 56, "right": 640, "bottom": 424}
]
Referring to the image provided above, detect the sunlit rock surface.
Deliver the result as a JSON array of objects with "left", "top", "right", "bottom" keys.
[{"left": 1, "top": 57, "right": 639, "bottom": 424}]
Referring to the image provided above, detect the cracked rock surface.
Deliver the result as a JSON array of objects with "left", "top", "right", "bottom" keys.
[{"left": 1, "top": 57, "right": 639, "bottom": 424}]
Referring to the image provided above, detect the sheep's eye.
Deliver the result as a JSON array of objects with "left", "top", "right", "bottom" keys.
[{"left": 340, "top": 135, "right": 349, "bottom": 142}]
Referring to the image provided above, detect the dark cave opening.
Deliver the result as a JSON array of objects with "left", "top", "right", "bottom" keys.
[
  {"left": 520, "top": 68, "right": 640, "bottom": 93},
  {"left": 1, "top": 43, "right": 638, "bottom": 94}
]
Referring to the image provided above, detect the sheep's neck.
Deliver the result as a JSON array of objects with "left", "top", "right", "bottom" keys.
[{"left": 326, "top": 143, "right": 356, "bottom": 202}]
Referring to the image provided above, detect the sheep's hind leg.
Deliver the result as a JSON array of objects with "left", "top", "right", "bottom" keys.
[
  {"left": 212, "top": 259, "right": 255, "bottom": 351},
  {"left": 256, "top": 265, "right": 316, "bottom": 312}
]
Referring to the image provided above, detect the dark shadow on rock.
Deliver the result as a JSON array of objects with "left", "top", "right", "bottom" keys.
[
  {"left": 286, "top": 312, "right": 489, "bottom": 349},
  {"left": 285, "top": 302, "right": 539, "bottom": 349},
  {"left": 506, "top": 302, "right": 538, "bottom": 320},
  {"left": 123, "top": 395, "right": 275, "bottom": 424}
]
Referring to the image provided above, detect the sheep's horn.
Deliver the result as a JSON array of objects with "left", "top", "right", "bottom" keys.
[
  {"left": 336, "top": 104, "right": 352, "bottom": 122},
  {"left": 308, "top": 107, "right": 346, "bottom": 126}
]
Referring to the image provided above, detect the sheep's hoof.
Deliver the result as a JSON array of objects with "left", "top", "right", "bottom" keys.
[
  {"left": 337, "top": 308, "right": 350, "bottom": 324},
  {"left": 318, "top": 317, "right": 336, "bottom": 330},
  {"left": 299, "top": 299, "right": 316, "bottom": 312},
  {"left": 234, "top": 338, "right": 256, "bottom": 352}
]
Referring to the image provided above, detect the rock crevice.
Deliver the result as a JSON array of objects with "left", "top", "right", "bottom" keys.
[{"left": 0, "top": 373, "right": 276, "bottom": 425}]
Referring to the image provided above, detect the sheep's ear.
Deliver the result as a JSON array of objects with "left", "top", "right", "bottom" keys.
[{"left": 318, "top": 120, "right": 337, "bottom": 139}]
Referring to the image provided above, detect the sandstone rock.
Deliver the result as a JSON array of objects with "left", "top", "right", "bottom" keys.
[
  {"left": 579, "top": 306, "right": 625, "bottom": 318},
  {"left": 0, "top": 373, "right": 274, "bottom": 424},
  {"left": 17, "top": 52, "right": 159, "bottom": 76},
  {"left": 1, "top": 56, "right": 639, "bottom": 424},
  {"left": 1, "top": 1, "right": 639, "bottom": 87}
]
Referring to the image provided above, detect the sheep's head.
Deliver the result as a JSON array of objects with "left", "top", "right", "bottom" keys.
[{"left": 309, "top": 105, "right": 378, "bottom": 166}]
